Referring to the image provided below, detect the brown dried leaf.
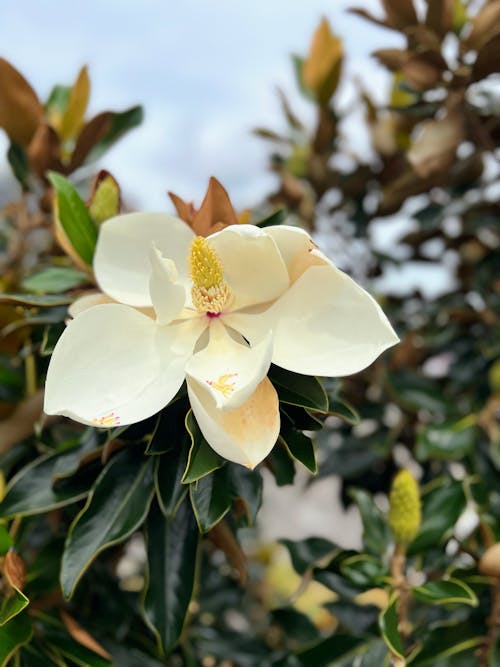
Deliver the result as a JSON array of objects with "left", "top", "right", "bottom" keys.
[
  {"left": 61, "top": 610, "right": 112, "bottom": 660},
  {"left": 466, "top": 0, "right": 500, "bottom": 50},
  {"left": 168, "top": 191, "right": 197, "bottom": 224},
  {"left": 60, "top": 66, "right": 90, "bottom": 143},
  {"left": 4, "top": 551, "right": 26, "bottom": 591},
  {"left": 191, "top": 177, "right": 238, "bottom": 237},
  {"left": 373, "top": 49, "right": 411, "bottom": 71},
  {"left": 425, "top": 0, "right": 454, "bottom": 36},
  {"left": 303, "top": 18, "right": 343, "bottom": 105},
  {"left": 0, "top": 58, "right": 43, "bottom": 146},
  {"left": 402, "top": 52, "right": 446, "bottom": 90},
  {"left": 207, "top": 520, "right": 247, "bottom": 586},
  {"left": 407, "top": 111, "right": 464, "bottom": 178},
  {"left": 348, "top": 7, "right": 393, "bottom": 29},
  {"left": 277, "top": 87, "right": 303, "bottom": 130},
  {"left": 471, "top": 34, "right": 500, "bottom": 81},
  {"left": 69, "top": 112, "right": 113, "bottom": 171},
  {"left": 382, "top": 0, "right": 418, "bottom": 27},
  {"left": 27, "top": 123, "right": 63, "bottom": 179}
]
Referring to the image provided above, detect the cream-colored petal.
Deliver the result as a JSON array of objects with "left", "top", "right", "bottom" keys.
[
  {"left": 149, "top": 245, "right": 186, "bottom": 325},
  {"left": 268, "top": 264, "right": 399, "bottom": 376},
  {"left": 94, "top": 212, "right": 195, "bottom": 307},
  {"left": 187, "top": 376, "right": 280, "bottom": 468},
  {"left": 68, "top": 292, "right": 115, "bottom": 318},
  {"left": 44, "top": 304, "right": 205, "bottom": 426},
  {"left": 185, "top": 318, "right": 273, "bottom": 410},
  {"left": 265, "top": 225, "right": 330, "bottom": 283},
  {"left": 208, "top": 224, "right": 289, "bottom": 310}
]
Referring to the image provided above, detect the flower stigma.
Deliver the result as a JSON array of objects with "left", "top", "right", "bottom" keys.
[{"left": 189, "top": 236, "right": 232, "bottom": 316}]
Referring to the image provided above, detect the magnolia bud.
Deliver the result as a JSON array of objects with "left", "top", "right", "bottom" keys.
[{"left": 388, "top": 469, "right": 421, "bottom": 545}]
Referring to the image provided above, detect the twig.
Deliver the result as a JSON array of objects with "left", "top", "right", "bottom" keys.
[{"left": 390, "top": 543, "right": 411, "bottom": 638}]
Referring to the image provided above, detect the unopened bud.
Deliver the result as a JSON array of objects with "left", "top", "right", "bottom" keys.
[{"left": 388, "top": 469, "right": 421, "bottom": 545}]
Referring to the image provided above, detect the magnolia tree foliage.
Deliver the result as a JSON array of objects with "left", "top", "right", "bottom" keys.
[{"left": 0, "top": 0, "right": 499, "bottom": 666}]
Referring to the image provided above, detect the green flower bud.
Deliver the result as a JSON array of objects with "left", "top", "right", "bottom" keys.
[{"left": 388, "top": 469, "right": 421, "bottom": 545}]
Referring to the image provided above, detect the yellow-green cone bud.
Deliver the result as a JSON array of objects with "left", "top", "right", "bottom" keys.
[{"left": 388, "top": 469, "right": 421, "bottom": 545}]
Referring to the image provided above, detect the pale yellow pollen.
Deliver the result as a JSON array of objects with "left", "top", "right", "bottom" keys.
[
  {"left": 189, "top": 237, "right": 232, "bottom": 313},
  {"left": 207, "top": 373, "right": 238, "bottom": 398}
]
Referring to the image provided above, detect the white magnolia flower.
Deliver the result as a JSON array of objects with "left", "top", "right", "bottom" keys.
[{"left": 44, "top": 213, "right": 398, "bottom": 468}]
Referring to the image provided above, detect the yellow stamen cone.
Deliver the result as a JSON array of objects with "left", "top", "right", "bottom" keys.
[
  {"left": 189, "top": 237, "right": 231, "bottom": 314},
  {"left": 388, "top": 469, "right": 421, "bottom": 545}
]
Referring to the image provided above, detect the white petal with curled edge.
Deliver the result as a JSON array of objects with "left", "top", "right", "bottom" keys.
[
  {"left": 44, "top": 304, "right": 205, "bottom": 426},
  {"left": 94, "top": 212, "right": 195, "bottom": 307},
  {"left": 265, "top": 225, "right": 330, "bottom": 283},
  {"left": 208, "top": 225, "right": 289, "bottom": 310},
  {"left": 187, "top": 376, "right": 280, "bottom": 468},
  {"left": 149, "top": 245, "right": 186, "bottom": 325},
  {"left": 68, "top": 292, "right": 115, "bottom": 318},
  {"left": 185, "top": 318, "right": 273, "bottom": 410},
  {"left": 268, "top": 264, "right": 399, "bottom": 376}
]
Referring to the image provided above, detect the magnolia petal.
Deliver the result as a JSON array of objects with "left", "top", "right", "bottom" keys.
[
  {"left": 149, "top": 245, "right": 186, "bottom": 325},
  {"left": 94, "top": 212, "right": 195, "bottom": 307},
  {"left": 187, "top": 376, "right": 280, "bottom": 468},
  {"left": 68, "top": 292, "right": 115, "bottom": 318},
  {"left": 44, "top": 304, "right": 204, "bottom": 426},
  {"left": 265, "top": 225, "right": 330, "bottom": 283},
  {"left": 268, "top": 264, "right": 399, "bottom": 376},
  {"left": 208, "top": 225, "right": 289, "bottom": 310},
  {"left": 185, "top": 319, "right": 273, "bottom": 410}
]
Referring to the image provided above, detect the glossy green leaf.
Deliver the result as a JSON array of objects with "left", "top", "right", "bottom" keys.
[
  {"left": 412, "top": 578, "right": 478, "bottom": 606},
  {"left": 271, "top": 608, "right": 319, "bottom": 645},
  {"left": 0, "top": 525, "right": 13, "bottom": 555},
  {"left": 257, "top": 208, "right": 287, "bottom": 228},
  {"left": 269, "top": 366, "right": 328, "bottom": 413},
  {"left": 379, "top": 596, "right": 404, "bottom": 660},
  {"left": 0, "top": 436, "right": 97, "bottom": 518},
  {"left": 48, "top": 172, "right": 97, "bottom": 266},
  {"left": 21, "top": 267, "right": 88, "bottom": 294},
  {"left": 281, "top": 537, "right": 337, "bottom": 575},
  {"left": 267, "top": 443, "right": 296, "bottom": 486},
  {"left": 155, "top": 443, "right": 189, "bottom": 520},
  {"left": 408, "top": 479, "right": 466, "bottom": 556},
  {"left": 182, "top": 410, "right": 223, "bottom": 483},
  {"left": 7, "top": 143, "right": 30, "bottom": 188},
  {"left": 190, "top": 466, "right": 232, "bottom": 533},
  {"left": 325, "top": 599, "right": 379, "bottom": 634},
  {"left": 60, "top": 449, "right": 155, "bottom": 598},
  {"left": 0, "top": 587, "right": 29, "bottom": 626},
  {"left": 85, "top": 106, "right": 144, "bottom": 164},
  {"left": 281, "top": 405, "right": 324, "bottom": 431},
  {"left": 340, "top": 554, "right": 387, "bottom": 587},
  {"left": 142, "top": 499, "right": 199, "bottom": 654},
  {"left": 43, "top": 623, "right": 111, "bottom": 667},
  {"left": 408, "top": 621, "right": 483, "bottom": 666},
  {"left": 295, "top": 634, "right": 364, "bottom": 667},
  {"left": 358, "top": 640, "right": 390, "bottom": 666},
  {"left": 0, "top": 293, "right": 73, "bottom": 306},
  {"left": 146, "top": 397, "right": 188, "bottom": 455},
  {"left": 416, "top": 420, "right": 477, "bottom": 461},
  {"left": 0, "top": 612, "right": 32, "bottom": 666},
  {"left": 350, "top": 488, "right": 392, "bottom": 556},
  {"left": 229, "top": 464, "right": 262, "bottom": 525},
  {"left": 280, "top": 430, "right": 317, "bottom": 473},
  {"left": 45, "top": 84, "right": 71, "bottom": 116}
]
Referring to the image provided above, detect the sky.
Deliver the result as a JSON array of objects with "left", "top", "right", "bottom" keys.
[{"left": 0, "top": 0, "right": 400, "bottom": 211}]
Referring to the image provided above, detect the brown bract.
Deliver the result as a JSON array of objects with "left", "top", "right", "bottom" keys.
[
  {"left": 0, "top": 57, "right": 43, "bottom": 147},
  {"left": 168, "top": 176, "right": 238, "bottom": 237}
]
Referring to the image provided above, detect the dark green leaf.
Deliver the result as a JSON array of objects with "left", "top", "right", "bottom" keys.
[
  {"left": 48, "top": 172, "right": 97, "bottom": 265},
  {"left": 270, "top": 366, "right": 328, "bottom": 413},
  {"left": 281, "top": 537, "right": 337, "bottom": 575},
  {"left": 0, "top": 587, "right": 29, "bottom": 626},
  {"left": 257, "top": 209, "right": 287, "bottom": 228},
  {"left": 408, "top": 621, "right": 483, "bottom": 666},
  {"left": 281, "top": 405, "right": 324, "bottom": 431},
  {"left": 0, "top": 525, "right": 13, "bottom": 555},
  {"left": 85, "top": 106, "right": 144, "bottom": 164},
  {"left": 0, "top": 435, "right": 97, "bottom": 518},
  {"left": 416, "top": 420, "right": 477, "bottom": 461},
  {"left": 60, "top": 449, "right": 155, "bottom": 598},
  {"left": 21, "top": 267, "right": 88, "bottom": 294},
  {"left": 142, "top": 499, "right": 199, "bottom": 654},
  {"left": 229, "top": 464, "right": 262, "bottom": 525},
  {"left": 267, "top": 443, "right": 296, "bottom": 486},
  {"left": 154, "top": 443, "right": 189, "bottom": 520},
  {"left": 280, "top": 430, "right": 317, "bottom": 473},
  {"left": 379, "top": 596, "right": 404, "bottom": 660},
  {"left": 0, "top": 613, "right": 32, "bottom": 666},
  {"left": 408, "top": 479, "right": 466, "bottom": 555},
  {"left": 7, "top": 143, "right": 30, "bottom": 188},
  {"left": 350, "top": 488, "right": 391, "bottom": 556},
  {"left": 271, "top": 608, "right": 319, "bottom": 645},
  {"left": 190, "top": 466, "right": 232, "bottom": 533},
  {"left": 358, "top": 640, "right": 390, "bottom": 666},
  {"left": 182, "top": 410, "right": 223, "bottom": 483},
  {"left": 340, "top": 554, "right": 387, "bottom": 587},
  {"left": 45, "top": 84, "right": 71, "bottom": 115},
  {"left": 43, "top": 622, "right": 111, "bottom": 667},
  {"left": 146, "top": 397, "right": 188, "bottom": 455},
  {"left": 295, "top": 634, "right": 364, "bottom": 667},
  {"left": 325, "top": 599, "right": 379, "bottom": 633},
  {"left": 0, "top": 293, "right": 73, "bottom": 306},
  {"left": 412, "top": 578, "right": 478, "bottom": 606}
]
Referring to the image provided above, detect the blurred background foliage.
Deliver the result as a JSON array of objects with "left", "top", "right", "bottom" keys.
[{"left": 0, "top": 0, "right": 499, "bottom": 665}]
